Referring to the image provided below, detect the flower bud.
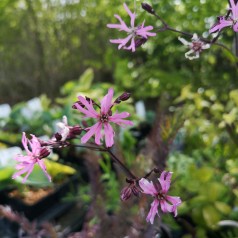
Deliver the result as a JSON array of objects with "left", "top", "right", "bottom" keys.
[
  {"left": 131, "top": 185, "right": 141, "bottom": 197},
  {"left": 40, "top": 147, "right": 51, "bottom": 158},
  {"left": 114, "top": 92, "right": 131, "bottom": 104},
  {"left": 120, "top": 186, "right": 132, "bottom": 201},
  {"left": 72, "top": 101, "right": 85, "bottom": 109},
  {"left": 70, "top": 125, "right": 83, "bottom": 136},
  {"left": 54, "top": 132, "right": 62, "bottom": 141},
  {"left": 135, "top": 37, "right": 147, "bottom": 48},
  {"left": 141, "top": 3, "right": 155, "bottom": 14}
]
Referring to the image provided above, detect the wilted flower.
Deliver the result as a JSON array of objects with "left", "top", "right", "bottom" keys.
[
  {"left": 139, "top": 171, "right": 182, "bottom": 224},
  {"left": 107, "top": 3, "right": 156, "bottom": 52},
  {"left": 178, "top": 33, "right": 210, "bottom": 60},
  {"left": 73, "top": 88, "right": 133, "bottom": 148},
  {"left": 54, "top": 116, "right": 82, "bottom": 141},
  {"left": 12, "top": 132, "right": 51, "bottom": 183},
  {"left": 209, "top": 0, "right": 238, "bottom": 33}
]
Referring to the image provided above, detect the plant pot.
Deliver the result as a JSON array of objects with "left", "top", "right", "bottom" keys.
[{"left": 0, "top": 174, "right": 81, "bottom": 221}]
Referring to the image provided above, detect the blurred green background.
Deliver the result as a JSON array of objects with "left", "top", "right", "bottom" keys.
[{"left": 0, "top": 0, "right": 238, "bottom": 237}]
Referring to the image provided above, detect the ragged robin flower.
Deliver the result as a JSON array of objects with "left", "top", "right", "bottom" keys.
[
  {"left": 107, "top": 3, "right": 156, "bottom": 52},
  {"left": 209, "top": 0, "right": 238, "bottom": 33},
  {"left": 73, "top": 88, "right": 133, "bottom": 148},
  {"left": 139, "top": 171, "right": 182, "bottom": 224},
  {"left": 12, "top": 132, "right": 51, "bottom": 183},
  {"left": 178, "top": 33, "right": 210, "bottom": 60}
]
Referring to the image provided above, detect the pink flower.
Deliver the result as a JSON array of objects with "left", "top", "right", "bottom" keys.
[
  {"left": 12, "top": 132, "right": 51, "bottom": 183},
  {"left": 139, "top": 171, "right": 182, "bottom": 224},
  {"left": 209, "top": 0, "right": 238, "bottom": 33},
  {"left": 107, "top": 3, "right": 156, "bottom": 52},
  {"left": 73, "top": 88, "right": 133, "bottom": 147}
]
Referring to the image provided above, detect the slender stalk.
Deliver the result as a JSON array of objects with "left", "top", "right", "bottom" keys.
[
  {"left": 72, "top": 144, "right": 107, "bottom": 152},
  {"left": 72, "top": 143, "right": 137, "bottom": 179},
  {"left": 106, "top": 147, "right": 137, "bottom": 179}
]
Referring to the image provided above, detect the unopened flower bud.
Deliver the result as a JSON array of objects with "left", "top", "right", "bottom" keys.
[
  {"left": 72, "top": 101, "right": 85, "bottom": 109},
  {"left": 40, "top": 147, "right": 51, "bottom": 158},
  {"left": 70, "top": 125, "right": 82, "bottom": 136},
  {"left": 141, "top": 3, "right": 155, "bottom": 14},
  {"left": 114, "top": 92, "right": 131, "bottom": 104},
  {"left": 121, "top": 186, "right": 132, "bottom": 201},
  {"left": 131, "top": 185, "right": 141, "bottom": 197},
  {"left": 54, "top": 132, "right": 62, "bottom": 141},
  {"left": 135, "top": 37, "right": 147, "bottom": 48}
]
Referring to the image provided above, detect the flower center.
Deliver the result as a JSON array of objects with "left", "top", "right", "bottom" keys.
[
  {"left": 191, "top": 41, "right": 203, "bottom": 52},
  {"left": 100, "top": 114, "right": 109, "bottom": 123},
  {"left": 232, "top": 17, "right": 238, "bottom": 25},
  {"left": 157, "top": 192, "right": 165, "bottom": 200}
]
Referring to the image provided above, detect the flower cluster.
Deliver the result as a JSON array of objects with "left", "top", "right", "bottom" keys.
[{"left": 12, "top": 89, "right": 133, "bottom": 182}]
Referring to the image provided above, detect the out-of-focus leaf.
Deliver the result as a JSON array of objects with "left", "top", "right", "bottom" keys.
[
  {"left": 202, "top": 205, "right": 221, "bottom": 228},
  {"left": 215, "top": 201, "right": 231, "bottom": 215},
  {"left": 44, "top": 160, "right": 76, "bottom": 177}
]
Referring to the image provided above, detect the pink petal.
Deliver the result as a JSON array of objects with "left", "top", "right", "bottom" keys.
[
  {"left": 230, "top": 0, "right": 238, "bottom": 19},
  {"left": 160, "top": 200, "right": 174, "bottom": 214},
  {"left": 104, "top": 123, "right": 115, "bottom": 147},
  {"left": 81, "top": 122, "right": 101, "bottom": 144},
  {"left": 158, "top": 171, "right": 172, "bottom": 194},
  {"left": 109, "top": 112, "right": 133, "bottom": 126},
  {"left": 209, "top": 16, "right": 232, "bottom": 33},
  {"left": 123, "top": 3, "right": 136, "bottom": 28},
  {"left": 22, "top": 164, "right": 35, "bottom": 183},
  {"left": 38, "top": 159, "right": 51, "bottom": 182},
  {"left": 124, "top": 37, "right": 136, "bottom": 52},
  {"left": 94, "top": 123, "right": 103, "bottom": 145},
  {"left": 110, "top": 35, "right": 133, "bottom": 50},
  {"left": 146, "top": 199, "right": 159, "bottom": 224},
  {"left": 109, "top": 118, "right": 133, "bottom": 126},
  {"left": 21, "top": 132, "right": 31, "bottom": 155},
  {"left": 110, "top": 112, "right": 130, "bottom": 119},
  {"left": 12, "top": 164, "right": 32, "bottom": 179},
  {"left": 100, "top": 88, "right": 114, "bottom": 115},
  {"left": 137, "top": 26, "right": 156, "bottom": 38},
  {"left": 166, "top": 195, "right": 182, "bottom": 217},
  {"left": 233, "top": 22, "right": 238, "bottom": 32},
  {"left": 30, "top": 135, "right": 41, "bottom": 155},
  {"left": 107, "top": 14, "right": 130, "bottom": 32},
  {"left": 76, "top": 96, "right": 98, "bottom": 118},
  {"left": 139, "top": 178, "right": 157, "bottom": 196}
]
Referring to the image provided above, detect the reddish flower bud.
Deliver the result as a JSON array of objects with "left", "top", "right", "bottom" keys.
[
  {"left": 131, "top": 185, "right": 141, "bottom": 197},
  {"left": 72, "top": 101, "right": 85, "bottom": 109},
  {"left": 39, "top": 147, "right": 51, "bottom": 158},
  {"left": 121, "top": 186, "right": 132, "bottom": 201},
  {"left": 70, "top": 125, "right": 83, "bottom": 136},
  {"left": 114, "top": 92, "right": 131, "bottom": 104},
  {"left": 135, "top": 37, "right": 147, "bottom": 48},
  {"left": 54, "top": 132, "right": 62, "bottom": 141},
  {"left": 141, "top": 3, "right": 155, "bottom": 14}
]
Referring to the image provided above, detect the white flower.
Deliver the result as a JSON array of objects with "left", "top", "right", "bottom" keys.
[{"left": 178, "top": 33, "right": 210, "bottom": 60}]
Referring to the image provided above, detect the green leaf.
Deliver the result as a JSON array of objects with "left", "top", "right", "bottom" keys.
[
  {"left": 44, "top": 160, "right": 76, "bottom": 177},
  {"left": 78, "top": 68, "right": 94, "bottom": 90},
  {"left": 215, "top": 201, "right": 231, "bottom": 215},
  {"left": 0, "top": 167, "right": 14, "bottom": 180},
  {"left": 230, "top": 90, "right": 238, "bottom": 106},
  {"left": 202, "top": 205, "right": 221, "bottom": 228}
]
